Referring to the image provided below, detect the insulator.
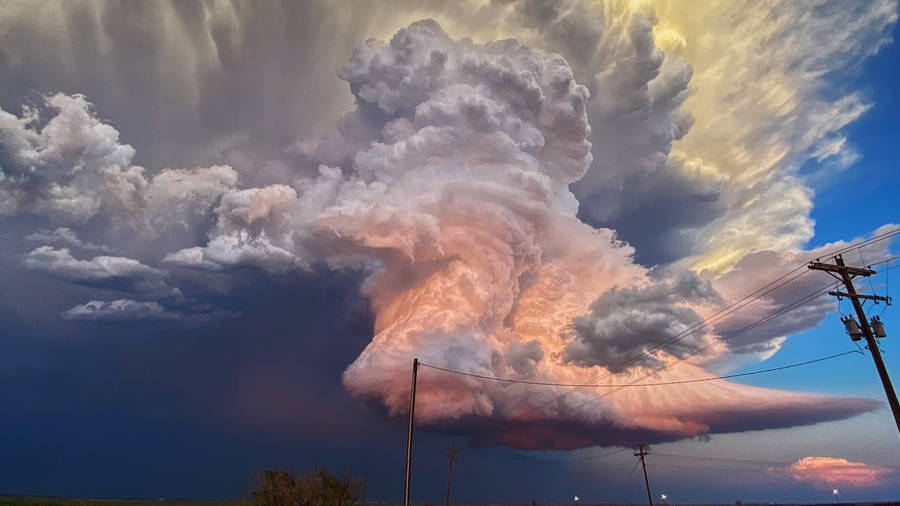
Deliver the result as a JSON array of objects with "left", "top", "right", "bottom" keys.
[
  {"left": 842, "top": 316, "right": 863, "bottom": 341},
  {"left": 871, "top": 316, "right": 887, "bottom": 338}
]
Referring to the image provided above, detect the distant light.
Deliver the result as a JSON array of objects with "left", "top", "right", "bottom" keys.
[
  {"left": 661, "top": 494, "right": 667, "bottom": 500},
  {"left": 833, "top": 489, "right": 839, "bottom": 495},
  {"left": 574, "top": 496, "right": 580, "bottom": 502}
]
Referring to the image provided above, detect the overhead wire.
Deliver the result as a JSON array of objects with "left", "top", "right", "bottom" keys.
[
  {"left": 650, "top": 452, "right": 792, "bottom": 466},
  {"left": 858, "top": 247, "right": 878, "bottom": 310},
  {"left": 564, "top": 447, "right": 631, "bottom": 463},
  {"left": 881, "top": 256, "right": 892, "bottom": 316},
  {"left": 566, "top": 282, "right": 838, "bottom": 409},
  {"left": 419, "top": 350, "right": 860, "bottom": 388},
  {"left": 516, "top": 269, "right": 812, "bottom": 415},
  {"left": 644, "top": 461, "right": 773, "bottom": 473},
  {"left": 624, "top": 459, "right": 642, "bottom": 481},
  {"left": 414, "top": 279, "right": 856, "bottom": 435}
]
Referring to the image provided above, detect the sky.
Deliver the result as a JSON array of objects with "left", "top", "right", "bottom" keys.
[{"left": 1, "top": 1, "right": 899, "bottom": 504}]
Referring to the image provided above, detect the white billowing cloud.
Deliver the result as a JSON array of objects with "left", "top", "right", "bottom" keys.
[
  {"left": 61, "top": 299, "right": 178, "bottom": 321},
  {"left": 145, "top": 165, "right": 240, "bottom": 231},
  {"left": 163, "top": 184, "right": 305, "bottom": 272},
  {"left": 0, "top": 93, "right": 139, "bottom": 223},
  {"left": 23, "top": 246, "right": 178, "bottom": 299},
  {"left": 0, "top": 93, "right": 238, "bottom": 230}
]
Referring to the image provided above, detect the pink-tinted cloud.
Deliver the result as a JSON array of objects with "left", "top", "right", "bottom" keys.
[{"left": 788, "top": 456, "right": 892, "bottom": 488}]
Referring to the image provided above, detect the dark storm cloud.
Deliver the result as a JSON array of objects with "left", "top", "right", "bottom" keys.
[
  {"left": 0, "top": 3, "right": 896, "bottom": 502},
  {"left": 565, "top": 271, "right": 722, "bottom": 369},
  {"left": 577, "top": 164, "right": 726, "bottom": 265},
  {"left": 505, "top": 0, "right": 727, "bottom": 265},
  {"left": 0, "top": 9, "right": 886, "bottom": 455}
]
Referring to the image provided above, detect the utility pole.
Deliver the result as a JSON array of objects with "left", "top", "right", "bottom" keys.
[
  {"left": 635, "top": 443, "right": 653, "bottom": 506},
  {"left": 404, "top": 358, "right": 419, "bottom": 506},
  {"left": 809, "top": 255, "right": 899, "bottom": 434},
  {"left": 444, "top": 446, "right": 461, "bottom": 506}
]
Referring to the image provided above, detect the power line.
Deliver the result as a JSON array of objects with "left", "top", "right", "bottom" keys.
[
  {"left": 472, "top": 446, "right": 630, "bottom": 464},
  {"left": 517, "top": 228, "right": 900, "bottom": 416},
  {"left": 568, "top": 282, "right": 837, "bottom": 407},
  {"left": 511, "top": 281, "right": 835, "bottom": 418},
  {"left": 628, "top": 230, "right": 900, "bottom": 372},
  {"left": 616, "top": 230, "right": 900, "bottom": 376},
  {"left": 645, "top": 461, "right": 773, "bottom": 473},
  {"left": 516, "top": 269, "right": 811, "bottom": 416},
  {"left": 651, "top": 453, "right": 792, "bottom": 466},
  {"left": 527, "top": 280, "right": 838, "bottom": 419},
  {"left": 561, "top": 447, "right": 632, "bottom": 463},
  {"left": 419, "top": 350, "right": 859, "bottom": 387}
]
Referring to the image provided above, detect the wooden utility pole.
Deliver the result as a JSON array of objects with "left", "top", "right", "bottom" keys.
[
  {"left": 635, "top": 444, "right": 653, "bottom": 506},
  {"left": 404, "top": 358, "right": 419, "bottom": 506},
  {"left": 809, "top": 255, "right": 899, "bottom": 434},
  {"left": 444, "top": 446, "right": 461, "bottom": 506}
]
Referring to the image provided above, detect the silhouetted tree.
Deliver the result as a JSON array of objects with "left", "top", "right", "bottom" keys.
[{"left": 251, "top": 468, "right": 365, "bottom": 506}]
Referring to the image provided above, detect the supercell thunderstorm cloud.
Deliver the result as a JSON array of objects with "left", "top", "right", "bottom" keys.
[{"left": 1, "top": 0, "right": 897, "bottom": 458}]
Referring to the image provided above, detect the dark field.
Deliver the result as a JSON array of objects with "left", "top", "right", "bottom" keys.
[
  {"left": 2, "top": 499, "right": 899, "bottom": 506},
  {"left": 0, "top": 498, "right": 239, "bottom": 506}
]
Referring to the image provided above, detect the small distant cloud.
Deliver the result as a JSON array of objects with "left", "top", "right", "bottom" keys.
[
  {"left": 61, "top": 299, "right": 178, "bottom": 321},
  {"left": 787, "top": 456, "right": 892, "bottom": 488},
  {"left": 23, "top": 246, "right": 178, "bottom": 298},
  {"left": 61, "top": 298, "right": 242, "bottom": 323}
]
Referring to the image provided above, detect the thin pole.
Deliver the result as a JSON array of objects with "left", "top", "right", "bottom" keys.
[
  {"left": 403, "top": 358, "right": 419, "bottom": 506},
  {"left": 444, "top": 446, "right": 461, "bottom": 506},
  {"left": 635, "top": 444, "right": 653, "bottom": 506},
  {"left": 834, "top": 256, "right": 900, "bottom": 433}
]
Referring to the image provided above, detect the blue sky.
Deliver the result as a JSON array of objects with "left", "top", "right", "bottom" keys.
[
  {"left": 809, "top": 21, "right": 900, "bottom": 246},
  {"left": 766, "top": 18, "right": 900, "bottom": 418},
  {"left": 0, "top": 1, "right": 899, "bottom": 504}
]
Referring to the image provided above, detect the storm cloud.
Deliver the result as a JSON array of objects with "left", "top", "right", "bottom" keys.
[{"left": 0, "top": 0, "right": 896, "bottom": 455}]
